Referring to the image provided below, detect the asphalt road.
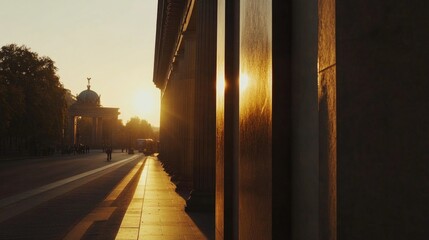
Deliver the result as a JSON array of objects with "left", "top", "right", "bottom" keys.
[{"left": 0, "top": 150, "right": 145, "bottom": 240}]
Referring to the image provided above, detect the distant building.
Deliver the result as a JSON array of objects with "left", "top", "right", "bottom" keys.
[{"left": 66, "top": 79, "right": 119, "bottom": 148}]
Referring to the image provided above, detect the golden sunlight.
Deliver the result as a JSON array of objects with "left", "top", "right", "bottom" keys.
[
  {"left": 240, "top": 72, "right": 249, "bottom": 93},
  {"left": 217, "top": 76, "right": 226, "bottom": 93},
  {"left": 133, "top": 88, "right": 160, "bottom": 125}
]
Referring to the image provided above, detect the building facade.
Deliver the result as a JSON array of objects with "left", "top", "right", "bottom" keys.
[
  {"left": 153, "top": 0, "right": 429, "bottom": 239},
  {"left": 67, "top": 80, "right": 119, "bottom": 148}
]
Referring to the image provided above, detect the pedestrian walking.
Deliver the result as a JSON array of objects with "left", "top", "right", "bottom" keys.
[{"left": 106, "top": 147, "right": 112, "bottom": 161}]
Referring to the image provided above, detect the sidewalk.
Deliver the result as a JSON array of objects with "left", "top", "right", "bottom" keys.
[{"left": 115, "top": 156, "right": 213, "bottom": 240}]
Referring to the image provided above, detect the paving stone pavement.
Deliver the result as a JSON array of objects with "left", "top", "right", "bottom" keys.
[{"left": 115, "top": 156, "right": 213, "bottom": 240}]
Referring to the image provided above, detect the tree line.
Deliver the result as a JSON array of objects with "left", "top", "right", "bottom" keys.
[
  {"left": 0, "top": 44, "right": 66, "bottom": 156},
  {"left": 0, "top": 44, "right": 157, "bottom": 157}
]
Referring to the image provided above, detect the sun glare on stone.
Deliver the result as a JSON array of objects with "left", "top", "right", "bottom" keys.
[
  {"left": 217, "top": 76, "right": 226, "bottom": 93},
  {"left": 240, "top": 73, "right": 249, "bottom": 93}
]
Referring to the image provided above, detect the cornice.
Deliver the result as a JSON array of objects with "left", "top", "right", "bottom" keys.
[{"left": 153, "top": 0, "right": 194, "bottom": 91}]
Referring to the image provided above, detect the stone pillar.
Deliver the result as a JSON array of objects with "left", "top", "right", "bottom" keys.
[
  {"left": 318, "top": 0, "right": 336, "bottom": 239},
  {"left": 237, "top": 0, "right": 273, "bottom": 238},
  {"left": 161, "top": 83, "right": 173, "bottom": 173},
  {"left": 291, "top": 0, "right": 319, "bottom": 239},
  {"left": 171, "top": 49, "right": 186, "bottom": 184},
  {"left": 159, "top": 94, "right": 165, "bottom": 158},
  {"left": 272, "top": 0, "right": 292, "bottom": 238},
  {"left": 216, "top": 0, "right": 239, "bottom": 238},
  {"left": 186, "top": 0, "right": 217, "bottom": 212},
  {"left": 92, "top": 117, "right": 97, "bottom": 147},
  {"left": 165, "top": 61, "right": 180, "bottom": 177},
  {"left": 184, "top": 29, "right": 196, "bottom": 187},
  {"left": 182, "top": 30, "right": 196, "bottom": 190},
  {"left": 97, "top": 117, "right": 103, "bottom": 148},
  {"left": 159, "top": 87, "right": 168, "bottom": 164}
]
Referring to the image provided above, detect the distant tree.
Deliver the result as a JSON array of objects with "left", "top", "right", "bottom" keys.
[
  {"left": 124, "top": 117, "right": 155, "bottom": 148},
  {"left": 114, "top": 119, "right": 127, "bottom": 148},
  {"left": 0, "top": 44, "right": 67, "bottom": 155},
  {"left": 0, "top": 72, "right": 25, "bottom": 136}
]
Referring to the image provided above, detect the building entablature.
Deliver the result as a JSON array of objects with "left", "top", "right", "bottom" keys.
[
  {"left": 153, "top": 0, "right": 195, "bottom": 91},
  {"left": 68, "top": 106, "right": 120, "bottom": 119}
]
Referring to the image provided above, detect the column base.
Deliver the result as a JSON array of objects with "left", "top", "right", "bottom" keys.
[{"left": 185, "top": 190, "right": 214, "bottom": 212}]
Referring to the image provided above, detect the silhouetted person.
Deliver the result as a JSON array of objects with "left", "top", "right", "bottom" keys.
[{"left": 106, "top": 147, "right": 112, "bottom": 161}]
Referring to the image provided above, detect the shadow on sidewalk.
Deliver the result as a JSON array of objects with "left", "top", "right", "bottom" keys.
[
  {"left": 171, "top": 182, "right": 214, "bottom": 239},
  {"left": 187, "top": 211, "right": 215, "bottom": 240}
]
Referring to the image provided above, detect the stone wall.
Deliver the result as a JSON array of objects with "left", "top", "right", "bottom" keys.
[{"left": 337, "top": 1, "right": 429, "bottom": 239}]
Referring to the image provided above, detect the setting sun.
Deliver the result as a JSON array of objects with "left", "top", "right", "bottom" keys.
[{"left": 132, "top": 88, "right": 160, "bottom": 126}]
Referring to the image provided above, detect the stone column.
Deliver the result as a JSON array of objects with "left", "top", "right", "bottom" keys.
[
  {"left": 290, "top": 0, "right": 319, "bottom": 239},
  {"left": 186, "top": 0, "right": 217, "bottom": 212},
  {"left": 272, "top": 0, "right": 292, "bottom": 238},
  {"left": 165, "top": 61, "right": 180, "bottom": 177},
  {"left": 95, "top": 117, "right": 103, "bottom": 148},
  {"left": 217, "top": 0, "right": 239, "bottom": 238},
  {"left": 159, "top": 87, "right": 168, "bottom": 164},
  {"left": 92, "top": 117, "right": 97, "bottom": 147},
  {"left": 318, "top": 0, "right": 336, "bottom": 239},
  {"left": 161, "top": 83, "right": 173, "bottom": 173},
  {"left": 237, "top": 0, "right": 273, "bottom": 238},
  {"left": 159, "top": 96, "right": 164, "bottom": 157},
  {"left": 182, "top": 30, "right": 196, "bottom": 190},
  {"left": 173, "top": 31, "right": 198, "bottom": 191},
  {"left": 171, "top": 49, "right": 186, "bottom": 184}
]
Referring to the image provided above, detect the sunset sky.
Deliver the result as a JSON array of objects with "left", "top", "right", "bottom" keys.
[{"left": 0, "top": 0, "right": 160, "bottom": 126}]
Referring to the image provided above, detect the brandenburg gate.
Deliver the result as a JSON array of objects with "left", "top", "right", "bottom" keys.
[{"left": 67, "top": 78, "right": 119, "bottom": 148}]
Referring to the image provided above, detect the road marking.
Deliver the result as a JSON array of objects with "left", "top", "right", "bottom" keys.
[
  {"left": 63, "top": 157, "right": 147, "bottom": 240},
  {"left": 0, "top": 154, "right": 140, "bottom": 209},
  {"left": 63, "top": 207, "right": 117, "bottom": 240},
  {"left": 105, "top": 159, "right": 146, "bottom": 202}
]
